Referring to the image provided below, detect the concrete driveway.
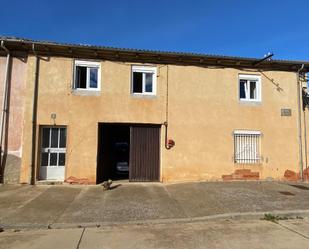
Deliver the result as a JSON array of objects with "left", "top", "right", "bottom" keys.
[
  {"left": 1, "top": 218, "right": 309, "bottom": 249},
  {"left": 1, "top": 181, "right": 309, "bottom": 229}
]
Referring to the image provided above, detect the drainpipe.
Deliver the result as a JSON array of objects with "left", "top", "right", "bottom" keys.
[
  {"left": 164, "top": 65, "right": 173, "bottom": 150},
  {"left": 297, "top": 64, "right": 305, "bottom": 181},
  {"left": 0, "top": 41, "right": 11, "bottom": 183},
  {"left": 30, "top": 44, "right": 40, "bottom": 185},
  {"left": 164, "top": 122, "right": 171, "bottom": 150}
]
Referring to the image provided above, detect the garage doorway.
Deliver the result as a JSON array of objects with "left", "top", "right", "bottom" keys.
[
  {"left": 97, "top": 123, "right": 160, "bottom": 183},
  {"left": 97, "top": 124, "right": 130, "bottom": 183}
]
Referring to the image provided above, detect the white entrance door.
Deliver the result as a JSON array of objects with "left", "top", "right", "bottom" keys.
[{"left": 40, "top": 127, "right": 66, "bottom": 180}]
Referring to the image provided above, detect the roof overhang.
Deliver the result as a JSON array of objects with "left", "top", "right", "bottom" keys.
[{"left": 0, "top": 37, "right": 309, "bottom": 72}]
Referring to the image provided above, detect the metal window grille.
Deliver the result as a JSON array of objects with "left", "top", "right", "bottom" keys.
[{"left": 234, "top": 131, "right": 261, "bottom": 164}]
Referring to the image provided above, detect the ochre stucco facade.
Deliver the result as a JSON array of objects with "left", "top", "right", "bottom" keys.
[{"left": 11, "top": 55, "right": 305, "bottom": 184}]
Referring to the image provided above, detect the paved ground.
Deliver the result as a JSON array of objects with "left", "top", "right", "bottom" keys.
[
  {"left": 1, "top": 218, "right": 309, "bottom": 248},
  {"left": 1, "top": 181, "right": 309, "bottom": 229}
]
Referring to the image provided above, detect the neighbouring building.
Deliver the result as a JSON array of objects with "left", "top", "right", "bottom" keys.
[{"left": 0, "top": 37, "right": 308, "bottom": 184}]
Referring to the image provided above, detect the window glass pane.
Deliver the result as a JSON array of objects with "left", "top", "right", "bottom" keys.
[
  {"left": 42, "top": 128, "right": 50, "bottom": 148},
  {"left": 59, "top": 153, "right": 66, "bottom": 166},
  {"left": 239, "top": 80, "right": 246, "bottom": 99},
  {"left": 145, "top": 73, "right": 153, "bottom": 92},
  {"left": 89, "top": 68, "right": 98, "bottom": 88},
  {"left": 133, "top": 72, "right": 143, "bottom": 93},
  {"left": 50, "top": 153, "right": 58, "bottom": 166},
  {"left": 250, "top": 81, "right": 257, "bottom": 99},
  {"left": 41, "top": 152, "right": 49, "bottom": 166},
  {"left": 51, "top": 128, "right": 59, "bottom": 148},
  {"left": 76, "top": 66, "right": 87, "bottom": 88},
  {"left": 59, "top": 128, "right": 66, "bottom": 148}
]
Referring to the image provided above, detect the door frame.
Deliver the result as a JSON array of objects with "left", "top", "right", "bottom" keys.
[{"left": 38, "top": 125, "right": 67, "bottom": 181}]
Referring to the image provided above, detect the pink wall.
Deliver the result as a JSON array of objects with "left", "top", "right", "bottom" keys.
[{"left": 0, "top": 56, "right": 27, "bottom": 156}]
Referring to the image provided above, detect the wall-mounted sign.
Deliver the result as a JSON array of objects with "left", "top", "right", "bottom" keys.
[{"left": 281, "top": 108, "right": 292, "bottom": 116}]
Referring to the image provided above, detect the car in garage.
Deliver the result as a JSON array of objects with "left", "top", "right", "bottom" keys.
[{"left": 114, "top": 142, "right": 129, "bottom": 175}]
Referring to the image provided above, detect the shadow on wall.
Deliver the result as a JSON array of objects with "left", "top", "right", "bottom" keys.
[
  {"left": 259, "top": 71, "right": 284, "bottom": 92},
  {"left": 3, "top": 154, "right": 21, "bottom": 184},
  {"left": 0, "top": 55, "right": 12, "bottom": 183}
]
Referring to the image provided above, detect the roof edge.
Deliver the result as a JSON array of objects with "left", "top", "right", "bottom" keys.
[{"left": 0, "top": 36, "right": 308, "bottom": 72}]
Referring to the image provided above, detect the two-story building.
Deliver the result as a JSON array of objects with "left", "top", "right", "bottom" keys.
[{"left": 0, "top": 37, "right": 308, "bottom": 184}]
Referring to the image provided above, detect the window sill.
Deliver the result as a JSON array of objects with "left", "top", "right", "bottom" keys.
[
  {"left": 234, "top": 163, "right": 262, "bottom": 166},
  {"left": 131, "top": 93, "right": 157, "bottom": 99},
  {"left": 239, "top": 99, "right": 261, "bottom": 106},
  {"left": 72, "top": 89, "right": 101, "bottom": 96}
]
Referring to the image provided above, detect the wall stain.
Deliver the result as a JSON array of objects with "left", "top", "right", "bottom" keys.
[
  {"left": 283, "top": 168, "right": 309, "bottom": 181},
  {"left": 65, "top": 176, "right": 95, "bottom": 185},
  {"left": 222, "top": 169, "right": 259, "bottom": 181}
]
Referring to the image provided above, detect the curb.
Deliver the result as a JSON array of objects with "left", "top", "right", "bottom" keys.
[{"left": 2, "top": 209, "right": 309, "bottom": 231}]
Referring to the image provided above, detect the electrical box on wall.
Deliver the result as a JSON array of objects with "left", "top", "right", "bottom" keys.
[
  {"left": 51, "top": 113, "right": 56, "bottom": 119},
  {"left": 281, "top": 108, "right": 292, "bottom": 117}
]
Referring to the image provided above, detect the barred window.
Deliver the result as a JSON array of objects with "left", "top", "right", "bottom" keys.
[{"left": 234, "top": 130, "right": 261, "bottom": 164}]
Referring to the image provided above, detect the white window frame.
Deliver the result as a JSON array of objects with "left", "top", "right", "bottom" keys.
[
  {"left": 41, "top": 127, "right": 67, "bottom": 167},
  {"left": 234, "top": 130, "right": 261, "bottom": 135},
  {"left": 73, "top": 60, "right": 101, "bottom": 91},
  {"left": 233, "top": 130, "right": 261, "bottom": 164},
  {"left": 239, "top": 74, "right": 261, "bottom": 102},
  {"left": 131, "top": 65, "right": 157, "bottom": 96}
]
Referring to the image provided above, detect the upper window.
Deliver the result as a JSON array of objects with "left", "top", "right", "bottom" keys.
[
  {"left": 239, "top": 74, "right": 261, "bottom": 102},
  {"left": 74, "top": 60, "right": 101, "bottom": 91},
  {"left": 132, "top": 66, "right": 157, "bottom": 95}
]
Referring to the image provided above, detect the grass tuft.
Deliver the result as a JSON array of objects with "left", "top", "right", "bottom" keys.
[{"left": 261, "top": 213, "right": 289, "bottom": 222}]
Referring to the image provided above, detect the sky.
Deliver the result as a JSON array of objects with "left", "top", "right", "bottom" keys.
[{"left": 0, "top": 0, "right": 309, "bottom": 61}]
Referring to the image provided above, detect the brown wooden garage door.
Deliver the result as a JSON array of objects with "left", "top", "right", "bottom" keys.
[{"left": 129, "top": 125, "right": 160, "bottom": 182}]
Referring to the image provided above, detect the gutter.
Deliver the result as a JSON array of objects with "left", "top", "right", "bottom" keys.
[
  {"left": 297, "top": 64, "right": 305, "bottom": 181},
  {"left": 0, "top": 41, "right": 11, "bottom": 183},
  {"left": 30, "top": 44, "right": 40, "bottom": 185}
]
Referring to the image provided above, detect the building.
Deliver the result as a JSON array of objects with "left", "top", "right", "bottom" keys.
[{"left": 0, "top": 37, "right": 308, "bottom": 184}]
